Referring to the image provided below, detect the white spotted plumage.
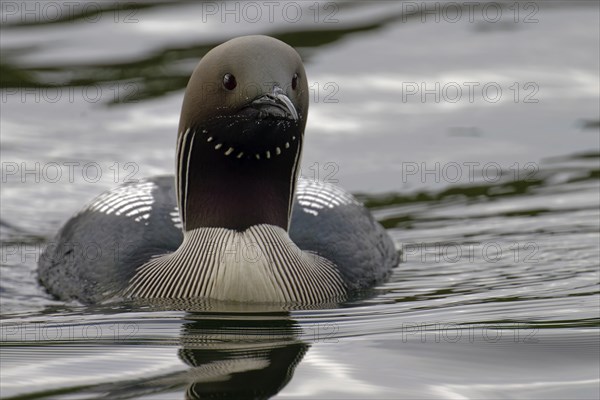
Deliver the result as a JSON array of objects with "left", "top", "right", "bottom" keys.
[
  {"left": 170, "top": 207, "right": 183, "bottom": 229},
  {"left": 86, "top": 180, "right": 155, "bottom": 223},
  {"left": 296, "top": 178, "right": 359, "bottom": 216}
]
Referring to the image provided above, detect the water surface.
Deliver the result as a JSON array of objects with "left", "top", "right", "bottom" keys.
[{"left": 1, "top": 1, "right": 599, "bottom": 398}]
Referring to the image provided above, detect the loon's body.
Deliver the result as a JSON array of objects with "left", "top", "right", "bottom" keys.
[{"left": 38, "top": 36, "right": 398, "bottom": 304}]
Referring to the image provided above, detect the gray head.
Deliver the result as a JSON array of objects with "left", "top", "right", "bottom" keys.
[{"left": 175, "top": 36, "right": 309, "bottom": 232}]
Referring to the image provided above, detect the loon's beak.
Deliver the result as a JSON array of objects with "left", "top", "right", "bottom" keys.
[{"left": 249, "top": 87, "right": 298, "bottom": 121}]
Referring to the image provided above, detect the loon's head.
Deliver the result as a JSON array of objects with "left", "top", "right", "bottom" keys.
[{"left": 175, "top": 36, "right": 309, "bottom": 232}]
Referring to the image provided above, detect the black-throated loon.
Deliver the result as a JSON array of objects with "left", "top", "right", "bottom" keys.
[{"left": 38, "top": 35, "right": 399, "bottom": 305}]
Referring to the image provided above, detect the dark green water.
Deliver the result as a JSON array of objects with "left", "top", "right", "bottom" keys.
[{"left": 1, "top": 1, "right": 599, "bottom": 398}]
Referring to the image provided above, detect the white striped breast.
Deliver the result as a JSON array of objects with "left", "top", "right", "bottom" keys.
[{"left": 123, "top": 224, "right": 346, "bottom": 304}]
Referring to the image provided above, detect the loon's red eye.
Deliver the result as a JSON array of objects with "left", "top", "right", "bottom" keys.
[
  {"left": 223, "top": 73, "right": 237, "bottom": 90},
  {"left": 291, "top": 73, "right": 299, "bottom": 90}
]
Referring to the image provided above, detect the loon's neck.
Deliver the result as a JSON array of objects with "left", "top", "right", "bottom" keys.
[
  {"left": 175, "top": 128, "right": 302, "bottom": 232},
  {"left": 124, "top": 225, "right": 345, "bottom": 303}
]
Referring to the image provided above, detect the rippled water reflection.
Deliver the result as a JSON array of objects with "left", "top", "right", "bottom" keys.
[{"left": 1, "top": 1, "right": 599, "bottom": 399}]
